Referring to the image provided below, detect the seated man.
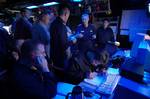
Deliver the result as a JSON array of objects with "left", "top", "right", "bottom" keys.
[
  {"left": 65, "top": 49, "right": 109, "bottom": 84},
  {"left": 96, "top": 19, "right": 115, "bottom": 48},
  {"left": 10, "top": 40, "right": 57, "bottom": 99},
  {"left": 96, "top": 19, "right": 118, "bottom": 56},
  {"left": 86, "top": 50, "right": 109, "bottom": 73}
]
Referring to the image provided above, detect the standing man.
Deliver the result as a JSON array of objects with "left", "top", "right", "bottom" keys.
[
  {"left": 75, "top": 13, "right": 96, "bottom": 54},
  {"left": 96, "top": 19, "right": 117, "bottom": 55},
  {"left": 50, "top": 4, "right": 71, "bottom": 70},
  {"left": 14, "top": 8, "right": 32, "bottom": 52},
  {"left": 32, "top": 10, "right": 54, "bottom": 59},
  {"left": 96, "top": 19, "right": 115, "bottom": 49}
]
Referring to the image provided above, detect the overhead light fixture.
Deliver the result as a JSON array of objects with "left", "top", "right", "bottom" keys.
[
  {"left": 26, "top": 2, "right": 59, "bottom": 9},
  {"left": 43, "top": 2, "right": 59, "bottom": 7},
  {"left": 26, "top": 5, "right": 38, "bottom": 9},
  {"left": 71, "top": 0, "right": 83, "bottom": 2}
]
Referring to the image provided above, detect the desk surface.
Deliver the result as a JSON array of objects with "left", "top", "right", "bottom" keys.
[
  {"left": 112, "top": 67, "right": 150, "bottom": 98},
  {"left": 55, "top": 68, "right": 120, "bottom": 98},
  {"left": 55, "top": 68, "right": 150, "bottom": 99},
  {"left": 119, "top": 77, "right": 150, "bottom": 98}
]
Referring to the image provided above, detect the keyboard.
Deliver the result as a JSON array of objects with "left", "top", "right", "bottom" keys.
[
  {"left": 83, "top": 73, "right": 105, "bottom": 87},
  {"left": 96, "top": 74, "right": 121, "bottom": 95}
]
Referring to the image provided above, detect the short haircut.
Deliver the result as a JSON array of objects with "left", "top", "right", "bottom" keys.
[
  {"left": 20, "top": 8, "right": 30, "bottom": 14},
  {"left": 87, "top": 50, "right": 109, "bottom": 65},
  {"left": 38, "top": 10, "right": 52, "bottom": 20},
  {"left": 58, "top": 3, "right": 70, "bottom": 16},
  {"left": 20, "top": 40, "right": 41, "bottom": 58}
]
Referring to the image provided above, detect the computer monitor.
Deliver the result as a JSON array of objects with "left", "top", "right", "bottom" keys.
[
  {"left": 136, "top": 40, "right": 150, "bottom": 73},
  {"left": 130, "top": 33, "right": 145, "bottom": 58},
  {"left": 130, "top": 33, "right": 150, "bottom": 72}
]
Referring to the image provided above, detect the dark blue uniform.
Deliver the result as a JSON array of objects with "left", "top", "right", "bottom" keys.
[
  {"left": 96, "top": 27, "right": 115, "bottom": 48},
  {"left": 11, "top": 58, "right": 57, "bottom": 99},
  {"left": 76, "top": 24, "right": 96, "bottom": 53},
  {"left": 50, "top": 17, "right": 69, "bottom": 68},
  {"left": 96, "top": 27, "right": 116, "bottom": 56}
]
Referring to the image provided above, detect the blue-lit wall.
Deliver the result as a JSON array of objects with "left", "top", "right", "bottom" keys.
[{"left": 120, "top": 10, "right": 150, "bottom": 42}]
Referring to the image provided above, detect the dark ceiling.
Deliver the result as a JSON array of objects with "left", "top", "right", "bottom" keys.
[
  {"left": 0, "top": 0, "right": 148, "bottom": 16},
  {"left": 0, "top": 0, "right": 60, "bottom": 9},
  {"left": 110, "top": 0, "right": 147, "bottom": 15},
  {"left": 0, "top": 0, "right": 148, "bottom": 25},
  {"left": 0, "top": 0, "right": 147, "bottom": 9}
]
